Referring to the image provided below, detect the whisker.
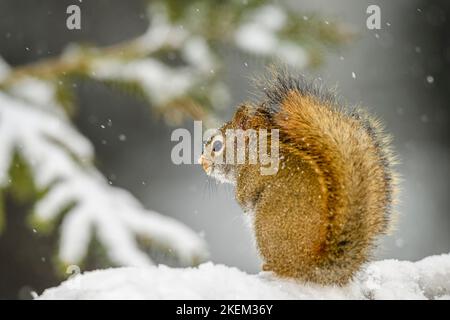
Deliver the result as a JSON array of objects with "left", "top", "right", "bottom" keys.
[
  {"left": 201, "top": 178, "right": 210, "bottom": 200},
  {"left": 204, "top": 176, "right": 216, "bottom": 199}
]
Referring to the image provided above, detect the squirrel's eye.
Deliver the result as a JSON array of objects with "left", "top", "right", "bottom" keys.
[{"left": 212, "top": 140, "right": 223, "bottom": 152}]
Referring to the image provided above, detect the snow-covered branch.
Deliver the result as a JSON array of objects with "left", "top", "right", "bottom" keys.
[
  {"left": 0, "top": 82, "right": 207, "bottom": 267},
  {"left": 37, "top": 253, "right": 450, "bottom": 300},
  {"left": 0, "top": 1, "right": 349, "bottom": 122},
  {"left": 234, "top": 5, "right": 309, "bottom": 67}
]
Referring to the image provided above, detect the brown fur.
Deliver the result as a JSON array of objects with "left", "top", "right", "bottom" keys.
[{"left": 200, "top": 73, "right": 398, "bottom": 285}]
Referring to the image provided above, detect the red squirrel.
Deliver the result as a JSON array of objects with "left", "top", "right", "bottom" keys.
[{"left": 199, "top": 72, "right": 398, "bottom": 285}]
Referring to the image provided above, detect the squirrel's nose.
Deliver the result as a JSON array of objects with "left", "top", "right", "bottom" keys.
[{"left": 198, "top": 155, "right": 212, "bottom": 174}]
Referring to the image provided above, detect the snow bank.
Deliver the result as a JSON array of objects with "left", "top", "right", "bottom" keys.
[{"left": 38, "top": 253, "right": 450, "bottom": 300}]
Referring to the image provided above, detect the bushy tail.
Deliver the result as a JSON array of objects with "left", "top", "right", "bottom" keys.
[{"left": 262, "top": 73, "right": 398, "bottom": 284}]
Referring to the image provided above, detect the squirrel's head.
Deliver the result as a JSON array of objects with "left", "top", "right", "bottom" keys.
[
  {"left": 198, "top": 104, "right": 276, "bottom": 183},
  {"left": 198, "top": 105, "right": 250, "bottom": 184},
  {"left": 198, "top": 126, "right": 234, "bottom": 184}
]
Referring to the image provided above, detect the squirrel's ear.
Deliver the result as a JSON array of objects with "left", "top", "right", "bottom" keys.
[{"left": 233, "top": 105, "right": 252, "bottom": 129}]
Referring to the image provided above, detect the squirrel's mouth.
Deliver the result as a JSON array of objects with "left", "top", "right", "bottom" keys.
[{"left": 198, "top": 155, "right": 213, "bottom": 175}]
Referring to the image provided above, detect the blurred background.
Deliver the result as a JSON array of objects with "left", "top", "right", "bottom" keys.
[{"left": 0, "top": 0, "right": 449, "bottom": 299}]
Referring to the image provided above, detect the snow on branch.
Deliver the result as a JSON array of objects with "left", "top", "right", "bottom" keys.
[
  {"left": 0, "top": 2, "right": 350, "bottom": 125},
  {"left": 234, "top": 5, "right": 308, "bottom": 67},
  {"left": 91, "top": 58, "right": 198, "bottom": 106},
  {"left": 0, "top": 85, "right": 207, "bottom": 267},
  {"left": 37, "top": 253, "right": 450, "bottom": 300}
]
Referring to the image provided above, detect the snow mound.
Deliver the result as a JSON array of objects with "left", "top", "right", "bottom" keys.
[{"left": 38, "top": 253, "right": 450, "bottom": 300}]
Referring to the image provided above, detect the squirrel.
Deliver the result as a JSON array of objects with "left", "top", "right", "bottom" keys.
[{"left": 199, "top": 71, "right": 398, "bottom": 286}]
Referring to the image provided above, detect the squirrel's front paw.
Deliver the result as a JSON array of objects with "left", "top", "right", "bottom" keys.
[{"left": 262, "top": 263, "right": 273, "bottom": 272}]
